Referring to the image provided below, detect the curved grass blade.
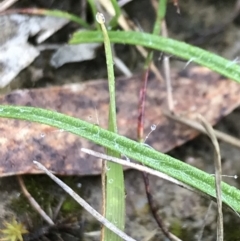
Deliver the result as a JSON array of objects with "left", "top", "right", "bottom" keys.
[
  {"left": 109, "top": 0, "right": 121, "bottom": 28},
  {"left": 69, "top": 31, "right": 240, "bottom": 83},
  {"left": 3, "top": 8, "right": 90, "bottom": 28},
  {"left": 0, "top": 105, "right": 240, "bottom": 213}
]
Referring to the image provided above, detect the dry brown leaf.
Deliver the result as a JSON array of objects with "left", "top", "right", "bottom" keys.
[
  {"left": 0, "top": 14, "right": 69, "bottom": 88},
  {"left": 0, "top": 66, "right": 240, "bottom": 177}
]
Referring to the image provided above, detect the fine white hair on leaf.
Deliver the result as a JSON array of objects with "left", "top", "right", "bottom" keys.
[{"left": 184, "top": 58, "right": 195, "bottom": 69}]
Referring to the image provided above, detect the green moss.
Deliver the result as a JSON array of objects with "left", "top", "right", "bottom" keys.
[
  {"left": 169, "top": 219, "right": 194, "bottom": 240},
  {"left": 0, "top": 218, "right": 28, "bottom": 241},
  {"left": 169, "top": 219, "right": 182, "bottom": 237},
  {"left": 9, "top": 176, "right": 83, "bottom": 226},
  {"left": 62, "top": 198, "right": 81, "bottom": 213}
]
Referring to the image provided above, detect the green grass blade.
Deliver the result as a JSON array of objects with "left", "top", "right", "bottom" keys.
[
  {"left": 144, "top": 0, "right": 167, "bottom": 68},
  {"left": 97, "top": 13, "right": 125, "bottom": 241},
  {"left": 15, "top": 8, "right": 90, "bottom": 28},
  {"left": 109, "top": 0, "right": 121, "bottom": 29},
  {"left": 152, "top": 0, "right": 167, "bottom": 35},
  {"left": 45, "top": 10, "right": 90, "bottom": 28},
  {"left": 69, "top": 30, "right": 240, "bottom": 83},
  {"left": 0, "top": 105, "right": 240, "bottom": 213},
  {"left": 87, "top": 0, "right": 100, "bottom": 30},
  {"left": 44, "top": 9, "right": 90, "bottom": 28}
]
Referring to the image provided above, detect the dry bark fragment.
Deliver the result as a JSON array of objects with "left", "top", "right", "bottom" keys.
[{"left": 0, "top": 66, "right": 239, "bottom": 176}]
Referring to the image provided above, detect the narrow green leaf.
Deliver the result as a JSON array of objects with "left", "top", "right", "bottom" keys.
[
  {"left": 0, "top": 105, "right": 239, "bottom": 213},
  {"left": 87, "top": 0, "right": 100, "bottom": 30},
  {"left": 16, "top": 8, "right": 90, "bottom": 28},
  {"left": 97, "top": 13, "right": 125, "bottom": 241},
  {"left": 144, "top": 0, "right": 167, "bottom": 68},
  {"left": 69, "top": 30, "right": 240, "bottom": 83},
  {"left": 152, "top": 0, "right": 167, "bottom": 35},
  {"left": 109, "top": 0, "right": 121, "bottom": 29},
  {"left": 43, "top": 9, "right": 89, "bottom": 27}
]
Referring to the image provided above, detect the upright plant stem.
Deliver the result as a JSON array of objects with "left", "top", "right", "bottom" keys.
[
  {"left": 137, "top": 70, "right": 149, "bottom": 142},
  {"left": 87, "top": 0, "right": 100, "bottom": 30},
  {"left": 139, "top": 1, "right": 172, "bottom": 240},
  {"left": 96, "top": 13, "right": 125, "bottom": 241},
  {"left": 109, "top": 0, "right": 121, "bottom": 28}
]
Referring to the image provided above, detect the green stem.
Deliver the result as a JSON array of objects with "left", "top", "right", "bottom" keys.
[
  {"left": 144, "top": 0, "right": 167, "bottom": 69},
  {"left": 87, "top": 0, "right": 100, "bottom": 30},
  {"left": 152, "top": 0, "right": 167, "bottom": 35},
  {"left": 97, "top": 13, "right": 125, "bottom": 241},
  {"left": 109, "top": 0, "right": 121, "bottom": 29}
]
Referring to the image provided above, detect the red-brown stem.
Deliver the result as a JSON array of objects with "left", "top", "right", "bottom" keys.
[
  {"left": 137, "top": 65, "right": 173, "bottom": 241},
  {"left": 137, "top": 68, "right": 149, "bottom": 142},
  {"left": 142, "top": 172, "right": 173, "bottom": 241}
]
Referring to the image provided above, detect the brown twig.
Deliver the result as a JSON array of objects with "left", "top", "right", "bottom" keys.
[
  {"left": 198, "top": 115, "right": 223, "bottom": 241},
  {"left": 81, "top": 148, "right": 194, "bottom": 193},
  {"left": 53, "top": 196, "right": 66, "bottom": 221},
  {"left": 0, "top": 0, "right": 18, "bottom": 12},
  {"left": 162, "top": 20, "right": 174, "bottom": 112},
  {"left": 197, "top": 201, "right": 214, "bottom": 241},
  {"left": 137, "top": 69, "right": 149, "bottom": 142},
  {"left": 137, "top": 51, "right": 174, "bottom": 239},
  {"left": 136, "top": 2, "right": 176, "bottom": 240},
  {"left": 17, "top": 175, "right": 54, "bottom": 226},
  {"left": 136, "top": 68, "right": 175, "bottom": 240},
  {"left": 142, "top": 171, "right": 173, "bottom": 240},
  {"left": 164, "top": 111, "right": 240, "bottom": 148},
  {"left": 81, "top": 148, "right": 186, "bottom": 241},
  {"left": 33, "top": 161, "right": 136, "bottom": 241}
]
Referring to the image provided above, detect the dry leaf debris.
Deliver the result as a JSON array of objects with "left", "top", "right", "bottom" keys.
[{"left": 0, "top": 67, "right": 239, "bottom": 176}]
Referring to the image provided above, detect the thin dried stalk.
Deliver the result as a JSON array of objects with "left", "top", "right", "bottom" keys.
[
  {"left": 164, "top": 111, "right": 240, "bottom": 148},
  {"left": 198, "top": 115, "right": 223, "bottom": 241},
  {"left": 17, "top": 175, "right": 54, "bottom": 226},
  {"left": 33, "top": 161, "right": 136, "bottom": 241},
  {"left": 0, "top": 0, "right": 18, "bottom": 12}
]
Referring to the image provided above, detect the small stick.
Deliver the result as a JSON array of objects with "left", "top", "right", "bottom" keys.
[
  {"left": 162, "top": 20, "right": 174, "bottom": 112},
  {"left": 198, "top": 115, "right": 223, "bottom": 241},
  {"left": 142, "top": 171, "right": 175, "bottom": 241},
  {"left": 82, "top": 148, "right": 186, "bottom": 241},
  {"left": 0, "top": 0, "right": 18, "bottom": 12},
  {"left": 81, "top": 148, "right": 196, "bottom": 193},
  {"left": 33, "top": 161, "right": 136, "bottom": 241},
  {"left": 137, "top": 66, "right": 174, "bottom": 240},
  {"left": 164, "top": 111, "right": 240, "bottom": 148},
  {"left": 17, "top": 175, "right": 54, "bottom": 226},
  {"left": 137, "top": 69, "right": 149, "bottom": 142},
  {"left": 53, "top": 196, "right": 66, "bottom": 221},
  {"left": 197, "top": 201, "right": 214, "bottom": 241},
  {"left": 113, "top": 56, "right": 132, "bottom": 77},
  {"left": 140, "top": 2, "right": 175, "bottom": 239}
]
